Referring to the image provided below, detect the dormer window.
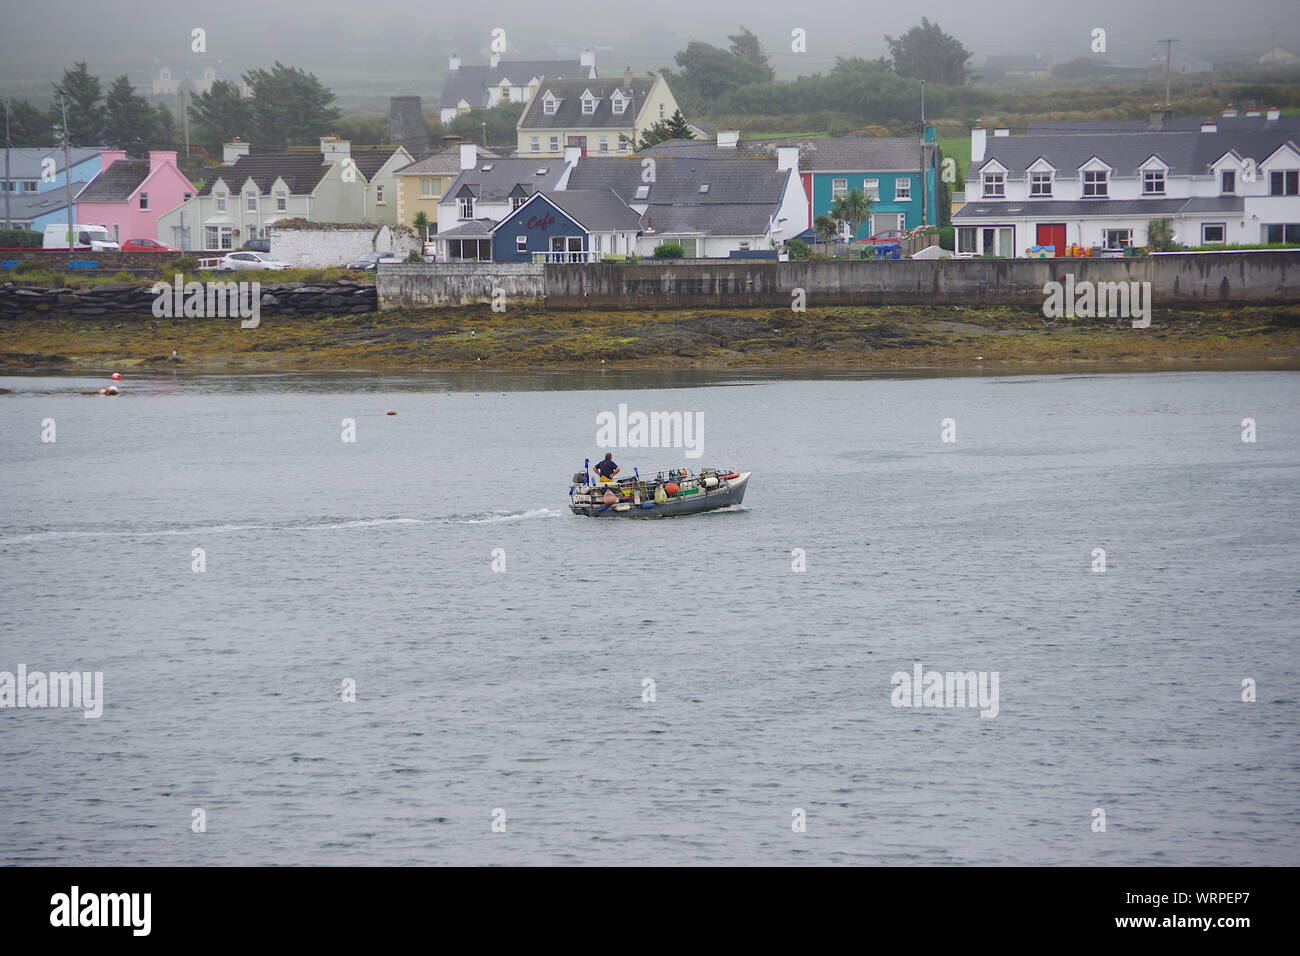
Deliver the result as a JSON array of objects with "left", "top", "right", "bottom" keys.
[
  {"left": 1083, "top": 170, "right": 1108, "bottom": 197},
  {"left": 581, "top": 91, "right": 597, "bottom": 115},
  {"left": 543, "top": 92, "right": 558, "bottom": 116},
  {"left": 1142, "top": 169, "right": 1166, "bottom": 195},
  {"left": 1029, "top": 172, "right": 1052, "bottom": 196},
  {"left": 458, "top": 196, "right": 475, "bottom": 219},
  {"left": 611, "top": 92, "right": 627, "bottom": 115},
  {"left": 982, "top": 172, "right": 1005, "bottom": 197},
  {"left": 1221, "top": 169, "right": 1235, "bottom": 193}
]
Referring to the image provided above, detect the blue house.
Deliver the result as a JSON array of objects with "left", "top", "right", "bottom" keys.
[{"left": 1, "top": 147, "right": 105, "bottom": 228}]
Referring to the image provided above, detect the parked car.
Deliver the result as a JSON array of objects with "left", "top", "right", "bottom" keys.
[
  {"left": 346, "top": 251, "right": 403, "bottom": 270},
  {"left": 212, "top": 251, "right": 290, "bottom": 271},
  {"left": 242, "top": 238, "right": 271, "bottom": 253},
  {"left": 121, "top": 238, "right": 181, "bottom": 252}
]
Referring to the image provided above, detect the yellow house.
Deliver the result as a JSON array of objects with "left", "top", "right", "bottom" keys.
[
  {"left": 393, "top": 141, "right": 502, "bottom": 235},
  {"left": 516, "top": 69, "right": 682, "bottom": 158}
]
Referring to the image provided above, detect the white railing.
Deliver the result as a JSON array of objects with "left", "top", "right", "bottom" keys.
[{"left": 531, "top": 251, "right": 600, "bottom": 264}]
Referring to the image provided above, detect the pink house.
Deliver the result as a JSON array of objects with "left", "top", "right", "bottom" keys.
[{"left": 74, "top": 150, "right": 197, "bottom": 246}]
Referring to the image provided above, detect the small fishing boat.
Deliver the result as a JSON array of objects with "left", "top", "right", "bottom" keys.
[{"left": 569, "top": 463, "right": 750, "bottom": 518}]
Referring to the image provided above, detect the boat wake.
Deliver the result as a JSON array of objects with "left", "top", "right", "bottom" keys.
[{"left": 458, "top": 508, "right": 563, "bottom": 524}]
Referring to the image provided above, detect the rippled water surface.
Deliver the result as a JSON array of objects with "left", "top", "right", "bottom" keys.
[{"left": 1, "top": 368, "right": 1297, "bottom": 865}]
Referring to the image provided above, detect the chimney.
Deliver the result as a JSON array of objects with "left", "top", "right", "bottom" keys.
[
  {"left": 970, "top": 123, "right": 986, "bottom": 163},
  {"left": 580, "top": 48, "right": 596, "bottom": 72},
  {"left": 716, "top": 130, "right": 740, "bottom": 150},
  {"left": 623, "top": 65, "right": 634, "bottom": 87},
  {"left": 1148, "top": 107, "right": 1169, "bottom": 129},
  {"left": 1267, "top": 106, "right": 1281, "bottom": 121},
  {"left": 993, "top": 124, "right": 1010, "bottom": 137},
  {"left": 490, "top": 52, "right": 501, "bottom": 69},
  {"left": 1200, "top": 118, "right": 1218, "bottom": 133},
  {"left": 776, "top": 146, "right": 800, "bottom": 173},
  {"left": 449, "top": 54, "right": 461, "bottom": 71},
  {"left": 460, "top": 142, "right": 477, "bottom": 170},
  {"left": 148, "top": 150, "right": 177, "bottom": 174},
  {"left": 564, "top": 145, "right": 582, "bottom": 166},
  {"left": 319, "top": 135, "right": 351, "bottom": 162},
  {"left": 98, "top": 149, "right": 128, "bottom": 169},
  {"left": 442, "top": 133, "right": 463, "bottom": 149},
  {"left": 222, "top": 139, "right": 250, "bottom": 165}
]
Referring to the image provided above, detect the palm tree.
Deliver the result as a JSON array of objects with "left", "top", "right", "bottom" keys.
[
  {"left": 814, "top": 214, "right": 839, "bottom": 241},
  {"left": 413, "top": 211, "right": 429, "bottom": 243},
  {"left": 830, "top": 187, "right": 873, "bottom": 240}
]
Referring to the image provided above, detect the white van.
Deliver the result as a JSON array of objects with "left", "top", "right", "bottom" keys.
[{"left": 43, "top": 224, "right": 121, "bottom": 252}]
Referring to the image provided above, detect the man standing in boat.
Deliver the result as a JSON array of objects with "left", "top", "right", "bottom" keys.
[{"left": 594, "top": 452, "right": 621, "bottom": 483}]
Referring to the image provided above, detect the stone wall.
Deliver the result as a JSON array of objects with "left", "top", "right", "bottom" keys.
[
  {"left": 268, "top": 225, "right": 421, "bottom": 268},
  {"left": 0, "top": 250, "right": 177, "bottom": 271},
  {"left": 377, "top": 262, "right": 545, "bottom": 308},
  {"left": 0, "top": 279, "right": 377, "bottom": 317}
]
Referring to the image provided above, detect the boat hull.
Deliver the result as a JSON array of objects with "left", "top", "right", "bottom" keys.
[{"left": 571, "top": 472, "right": 749, "bottom": 518}]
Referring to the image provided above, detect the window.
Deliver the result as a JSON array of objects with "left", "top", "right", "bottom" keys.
[
  {"left": 543, "top": 96, "right": 557, "bottom": 116},
  {"left": 511, "top": 195, "right": 527, "bottom": 211},
  {"left": 500, "top": 86, "right": 511, "bottom": 102},
  {"left": 458, "top": 197, "right": 474, "bottom": 219},
  {"left": 245, "top": 192, "right": 258, "bottom": 211},
  {"left": 634, "top": 184, "right": 650, "bottom": 200},
  {"left": 1221, "top": 170, "right": 1235, "bottom": 193},
  {"left": 203, "top": 224, "right": 233, "bottom": 250},
  {"left": 530, "top": 137, "right": 540, "bottom": 152},
  {"left": 896, "top": 213, "right": 907, "bottom": 230},
  {"left": 1264, "top": 223, "right": 1300, "bottom": 244},
  {"left": 1143, "top": 169, "right": 1166, "bottom": 195},
  {"left": 23, "top": 180, "right": 38, "bottom": 192},
  {"left": 215, "top": 191, "right": 227, "bottom": 212},
  {"left": 113, "top": 224, "right": 119, "bottom": 240},
  {"left": 139, "top": 192, "right": 149, "bottom": 210},
  {"left": 658, "top": 103, "right": 664, "bottom": 119},
  {"left": 275, "top": 190, "right": 286, "bottom": 211},
  {"left": 184, "top": 192, "right": 192, "bottom": 201},
  {"left": 1083, "top": 170, "right": 1108, "bottom": 197},
  {"left": 831, "top": 178, "right": 848, "bottom": 199},
  {"left": 894, "top": 178, "right": 911, "bottom": 201},
  {"left": 863, "top": 179, "right": 880, "bottom": 199},
  {"left": 375, "top": 184, "right": 384, "bottom": 204},
  {"left": 420, "top": 178, "right": 435, "bottom": 196},
  {"left": 738, "top": 241, "right": 750, "bottom": 251},
  {"left": 599, "top": 136, "right": 608, "bottom": 152},
  {"left": 582, "top": 96, "right": 595, "bottom": 115},
  {"left": 1201, "top": 223, "right": 1226, "bottom": 244},
  {"left": 1269, "top": 170, "right": 1299, "bottom": 195},
  {"left": 982, "top": 172, "right": 1005, "bottom": 197},
  {"left": 1030, "top": 172, "right": 1052, "bottom": 196},
  {"left": 612, "top": 94, "right": 626, "bottom": 115},
  {"left": 1104, "top": 228, "right": 1133, "bottom": 249},
  {"left": 549, "top": 136, "right": 559, "bottom": 152},
  {"left": 516, "top": 236, "right": 527, "bottom": 254}
]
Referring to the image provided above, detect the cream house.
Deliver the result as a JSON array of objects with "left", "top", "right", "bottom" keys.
[
  {"left": 515, "top": 69, "right": 681, "bottom": 158},
  {"left": 393, "top": 141, "right": 502, "bottom": 235}
]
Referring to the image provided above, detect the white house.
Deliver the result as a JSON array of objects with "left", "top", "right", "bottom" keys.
[
  {"left": 955, "top": 121, "right": 1300, "bottom": 255},
  {"left": 438, "top": 51, "right": 597, "bottom": 124}
]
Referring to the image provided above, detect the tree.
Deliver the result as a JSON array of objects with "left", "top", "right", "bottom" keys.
[
  {"left": 55, "top": 62, "right": 105, "bottom": 145},
  {"left": 445, "top": 102, "right": 523, "bottom": 150},
  {"left": 727, "top": 27, "right": 774, "bottom": 83},
  {"left": 105, "top": 75, "right": 158, "bottom": 152},
  {"left": 885, "top": 18, "right": 971, "bottom": 85},
  {"left": 188, "top": 79, "right": 255, "bottom": 148},
  {"left": 413, "top": 211, "right": 429, "bottom": 241},
  {"left": 621, "top": 109, "right": 693, "bottom": 150},
  {"left": 3, "top": 100, "right": 54, "bottom": 147},
  {"left": 814, "top": 214, "right": 840, "bottom": 241},
  {"left": 244, "top": 62, "right": 341, "bottom": 149},
  {"left": 830, "top": 187, "right": 873, "bottom": 240}
]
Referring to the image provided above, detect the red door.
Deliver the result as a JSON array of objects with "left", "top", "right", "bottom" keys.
[{"left": 1036, "top": 223, "right": 1066, "bottom": 255}]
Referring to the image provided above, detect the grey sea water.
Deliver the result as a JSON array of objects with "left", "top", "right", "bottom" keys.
[{"left": 1, "top": 368, "right": 1297, "bottom": 865}]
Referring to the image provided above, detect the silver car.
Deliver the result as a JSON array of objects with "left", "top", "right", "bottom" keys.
[{"left": 216, "top": 251, "right": 291, "bottom": 271}]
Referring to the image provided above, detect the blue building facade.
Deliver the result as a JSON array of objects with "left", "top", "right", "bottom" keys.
[
  {"left": 805, "top": 128, "right": 939, "bottom": 238},
  {"left": 491, "top": 194, "right": 588, "bottom": 262}
]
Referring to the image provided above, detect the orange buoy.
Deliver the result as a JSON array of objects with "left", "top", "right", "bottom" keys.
[{"left": 664, "top": 482, "right": 679, "bottom": 496}]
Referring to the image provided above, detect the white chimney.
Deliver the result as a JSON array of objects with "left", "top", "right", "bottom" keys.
[
  {"left": 1267, "top": 107, "right": 1281, "bottom": 121},
  {"left": 971, "top": 124, "right": 987, "bottom": 163},
  {"left": 564, "top": 145, "right": 582, "bottom": 166},
  {"left": 717, "top": 130, "right": 740, "bottom": 150},
  {"left": 223, "top": 139, "right": 250, "bottom": 165},
  {"left": 449, "top": 54, "right": 461, "bottom": 71},
  {"left": 776, "top": 146, "right": 799, "bottom": 173},
  {"left": 580, "top": 48, "right": 595, "bottom": 72},
  {"left": 460, "top": 142, "right": 477, "bottom": 170},
  {"left": 1200, "top": 119, "right": 1218, "bottom": 133},
  {"left": 319, "top": 136, "right": 351, "bottom": 162},
  {"left": 993, "top": 124, "right": 1010, "bottom": 137},
  {"left": 490, "top": 52, "right": 500, "bottom": 69}
]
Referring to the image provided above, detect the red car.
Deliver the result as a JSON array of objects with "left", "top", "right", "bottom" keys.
[
  {"left": 121, "top": 238, "right": 181, "bottom": 252},
  {"left": 855, "top": 229, "right": 908, "bottom": 244}
]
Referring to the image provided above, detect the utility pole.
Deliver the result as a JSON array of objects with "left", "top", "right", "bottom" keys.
[
  {"left": 3, "top": 98, "right": 11, "bottom": 230},
  {"left": 181, "top": 88, "right": 189, "bottom": 157},
  {"left": 1159, "top": 38, "right": 1179, "bottom": 109},
  {"left": 55, "top": 90, "right": 73, "bottom": 241},
  {"left": 919, "top": 80, "right": 928, "bottom": 227}
]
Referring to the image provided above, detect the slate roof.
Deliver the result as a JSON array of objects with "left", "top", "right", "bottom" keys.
[
  {"left": 437, "top": 219, "right": 497, "bottom": 238},
  {"left": 971, "top": 130, "right": 1300, "bottom": 178},
  {"left": 953, "top": 196, "right": 1247, "bottom": 220},
  {"left": 644, "top": 136, "right": 923, "bottom": 172},
  {"left": 1029, "top": 116, "right": 1300, "bottom": 134},
  {"left": 536, "top": 189, "right": 643, "bottom": 230},
  {"left": 0, "top": 147, "right": 103, "bottom": 179},
  {"left": 439, "top": 59, "right": 590, "bottom": 110},
  {"left": 394, "top": 143, "right": 502, "bottom": 177},
  {"left": 565, "top": 155, "right": 788, "bottom": 236},
  {"left": 2, "top": 182, "right": 89, "bottom": 221},
  {"left": 198, "top": 146, "right": 405, "bottom": 196},
  {"left": 517, "top": 76, "right": 656, "bottom": 130},
  {"left": 441, "top": 157, "right": 568, "bottom": 205},
  {"left": 75, "top": 159, "right": 150, "bottom": 202}
]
